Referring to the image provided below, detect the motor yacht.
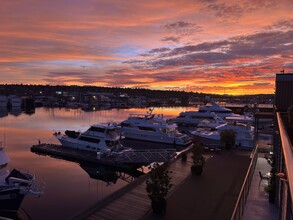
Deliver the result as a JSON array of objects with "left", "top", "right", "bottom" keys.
[
  {"left": 173, "top": 101, "right": 253, "bottom": 128},
  {"left": 190, "top": 122, "right": 255, "bottom": 149},
  {"left": 118, "top": 109, "right": 192, "bottom": 147},
  {"left": 172, "top": 111, "right": 227, "bottom": 127},
  {"left": 0, "top": 147, "right": 43, "bottom": 211},
  {"left": 0, "top": 96, "right": 7, "bottom": 108},
  {"left": 8, "top": 95, "right": 22, "bottom": 108},
  {"left": 197, "top": 101, "right": 238, "bottom": 118},
  {"left": 54, "top": 122, "right": 130, "bottom": 153}
]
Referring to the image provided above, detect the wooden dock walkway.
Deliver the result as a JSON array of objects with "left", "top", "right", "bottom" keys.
[
  {"left": 72, "top": 147, "right": 197, "bottom": 220},
  {"left": 31, "top": 144, "right": 177, "bottom": 170},
  {"left": 72, "top": 148, "right": 251, "bottom": 220}
]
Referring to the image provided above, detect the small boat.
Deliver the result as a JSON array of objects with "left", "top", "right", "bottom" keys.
[
  {"left": 0, "top": 147, "right": 43, "bottom": 211},
  {"left": 54, "top": 122, "right": 130, "bottom": 153},
  {"left": 118, "top": 109, "right": 192, "bottom": 147}
]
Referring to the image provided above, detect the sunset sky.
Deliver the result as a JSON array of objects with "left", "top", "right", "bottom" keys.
[{"left": 1, "top": 0, "right": 293, "bottom": 95}]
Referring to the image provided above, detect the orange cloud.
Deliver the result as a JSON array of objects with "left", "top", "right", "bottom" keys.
[{"left": 0, "top": 0, "right": 293, "bottom": 94}]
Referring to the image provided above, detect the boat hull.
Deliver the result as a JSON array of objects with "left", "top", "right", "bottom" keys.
[
  {"left": 120, "top": 130, "right": 191, "bottom": 147},
  {"left": 56, "top": 136, "right": 102, "bottom": 152},
  {"left": 192, "top": 132, "right": 254, "bottom": 149},
  {"left": 0, "top": 188, "right": 25, "bottom": 211}
]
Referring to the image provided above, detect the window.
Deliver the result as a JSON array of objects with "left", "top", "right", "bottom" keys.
[
  {"left": 79, "top": 136, "right": 100, "bottom": 143},
  {"left": 138, "top": 126, "right": 156, "bottom": 131},
  {"left": 88, "top": 126, "right": 106, "bottom": 133}
]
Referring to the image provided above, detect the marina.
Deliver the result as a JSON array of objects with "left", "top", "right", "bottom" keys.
[
  {"left": 0, "top": 103, "right": 275, "bottom": 219},
  {"left": 0, "top": 1, "right": 291, "bottom": 218},
  {"left": 0, "top": 106, "right": 196, "bottom": 219}
]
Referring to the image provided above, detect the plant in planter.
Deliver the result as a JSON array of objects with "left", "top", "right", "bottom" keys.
[
  {"left": 220, "top": 129, "right": 236, "bottom": 150},
  {"left": 288, "top": 105, "right": 293, "bottom": 128},
  {"left": 181, "top": 151, "right": 187, "bottom": 162},
  {"left": 191, "top": 140, "right": 205, "bottom": 175},
  {"left": 146, "top": 162, "right": 172, "bottom": 214},
  {"left": 264, "top": 168, "right": 276, "bottom": 203}
]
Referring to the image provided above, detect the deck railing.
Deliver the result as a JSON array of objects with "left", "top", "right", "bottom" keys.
[
  {"left": 276, "top": 113, "right": 293, "bottom": 219},
  {"left": 230, "top": 144, "right": 259, "bottom": 220}
]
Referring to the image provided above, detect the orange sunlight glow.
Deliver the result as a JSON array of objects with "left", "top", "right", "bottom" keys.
[{"left": 0, "top": 0, "right": 292, "bottom": 94}]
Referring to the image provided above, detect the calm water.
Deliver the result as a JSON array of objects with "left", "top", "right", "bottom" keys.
[{"left": 0, "top": 106, "right": 196, "bottom": 220}]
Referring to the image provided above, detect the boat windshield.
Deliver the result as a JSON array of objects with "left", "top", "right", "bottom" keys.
[
  {"left": 106, "top": 140, "right": 121, "bottom": 149},
  {"left": 160, "top": 128, "right": 176, "bottom": 134},
  {"left": 106, "top": 129, "right": 118, "bottom": 137},
  {"left": 88, "top": 126, "right": 106, "bottom": 133}
]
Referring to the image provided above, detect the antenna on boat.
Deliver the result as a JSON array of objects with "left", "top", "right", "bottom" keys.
[{"left": 147, "top": 107, "right": 154, "bottom": 114}]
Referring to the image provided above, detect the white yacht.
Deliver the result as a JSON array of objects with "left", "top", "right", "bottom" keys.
[
  {"left": 172, "top": 111, "right": 227, "bottom": 127},
  {"left": 0, "top": 96, "right": 7, "bottom": 108},
  {"left": 8, "top": 95, "right": 22, "bottom": 108},
  {"left": 173, "top": 101, "right": 253, "bottom": 127},
  {"left": 197, "top": 101, "right": 238, "bottom": 118},
  {"left": 0, "top": 147, "right": 43, "bottom": 211},
  {"left": 118, "top": 110, "right": 192, "bottom": 147},
  {"left": 54, "top": 123, "right": 130, "bottom": 153},
  {"left": 190, "top": 122, "right": 255, "bottom": 149}
]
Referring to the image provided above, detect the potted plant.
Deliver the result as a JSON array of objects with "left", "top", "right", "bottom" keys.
[
  {"left": 220, "top": 129, "right": 236, "bottom": 150},
  {"left": 146, "top": 162, "right": 172, "bottom": 214},
  {"left": 181, "top": 151, "right": 187, "bottom": 162},
  {"left": 191, "top": 140, "right": 205, "bottom": 175},
  {"left": 288, "top": 105, "right": 293, "bottom": 128},
  {"left": 265, "top": 168, "right": 276, "bottom": 203}
]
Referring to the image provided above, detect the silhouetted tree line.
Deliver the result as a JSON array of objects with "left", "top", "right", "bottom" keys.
[{"left": 0, "top": 84, "right": 274, "bottom": 104}]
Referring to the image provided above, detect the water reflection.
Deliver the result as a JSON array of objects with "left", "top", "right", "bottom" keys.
[
  {"left": 10, "top": 107, "right": 22, "bottom": 117},
  {"left": 80, "top": 164, "right": 144, "bottom": 185},
  {"left": 0, "top": 208, "right": 30, "bottom": 220},
  {"left": 0, "top": 107, "right": 197, "bottom": 219},
  {"left": 30, "top": 144, "right": 144, "bottom": 185}
]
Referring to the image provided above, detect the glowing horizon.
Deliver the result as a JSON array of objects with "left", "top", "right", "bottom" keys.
[{"left": 1, "top": 0, "right": 293, "bottom": 95}]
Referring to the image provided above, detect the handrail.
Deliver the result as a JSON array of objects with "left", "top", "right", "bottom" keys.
[
  {"left": 230, "top": 144, "right": 259, "bottom": 220},
  {"left": 277, "top": 113, "right": 293, "bottom": 209}
]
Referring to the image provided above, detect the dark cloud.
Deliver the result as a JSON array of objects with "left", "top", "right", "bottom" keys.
[
  {"left": 148, "top": 47, "right": 171, "bottom": 54},
  {"left": 163, "top": 21, "right": 202, "bottom": 36},
  {"left": 207, "top": 3, "right": 244, "bottom": 19},
  {"left": 161, "top": 36, "right": 181, "bottom": 43},
  {"left": 138, "top": 47, "right": 171, "bottom": 57},
  {"left": 164, "top": 21, "right": 196, "bottom": 30},
  {"left": 125, "top": 30, "right": 293, "bottom": 72},
  {"left": 162, "top": 41, "right": 229, "bottom": 57},
  {"left": 230, "top": 31, "right": 293, "bottom": 56},
  {"left": 149, "top": 52, "right": 235, "bottom": 68},
  {"left": 47, "top": 72, "right": 88, "bottom": 77},
  {"left": 122, "top": 59, "right": 144, "bottom": 64},
  {"left": 284, "top": 63, "right": 293, "bottom": 68},
  {"left": 253, "top": 82, "right": 271, "bottom": 86},
  {"left": 265, "top": 18, "right": 293, "bottom": 31}
]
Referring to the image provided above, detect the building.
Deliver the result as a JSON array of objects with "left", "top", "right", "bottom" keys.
[
  {"left": 275, "top": 73, "right": 293, "bottom": 112},
  {"left": 274, "top": 72, "right": 293, "bottom": 219}
]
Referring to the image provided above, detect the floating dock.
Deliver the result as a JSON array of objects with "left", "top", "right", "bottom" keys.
[{"left": 31, "top": 144, "right": 177, "bottom": 169}]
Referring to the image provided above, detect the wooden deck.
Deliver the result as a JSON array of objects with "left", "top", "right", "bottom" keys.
[
  {"left": 31, "top": 144, "right": 177, "bottom": 170},
  {"left": 72, "top": 148, "right": 197, "bottom": 220},
  {"left": 31, "top": 144, "right": 133, "bottom": 169}
]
